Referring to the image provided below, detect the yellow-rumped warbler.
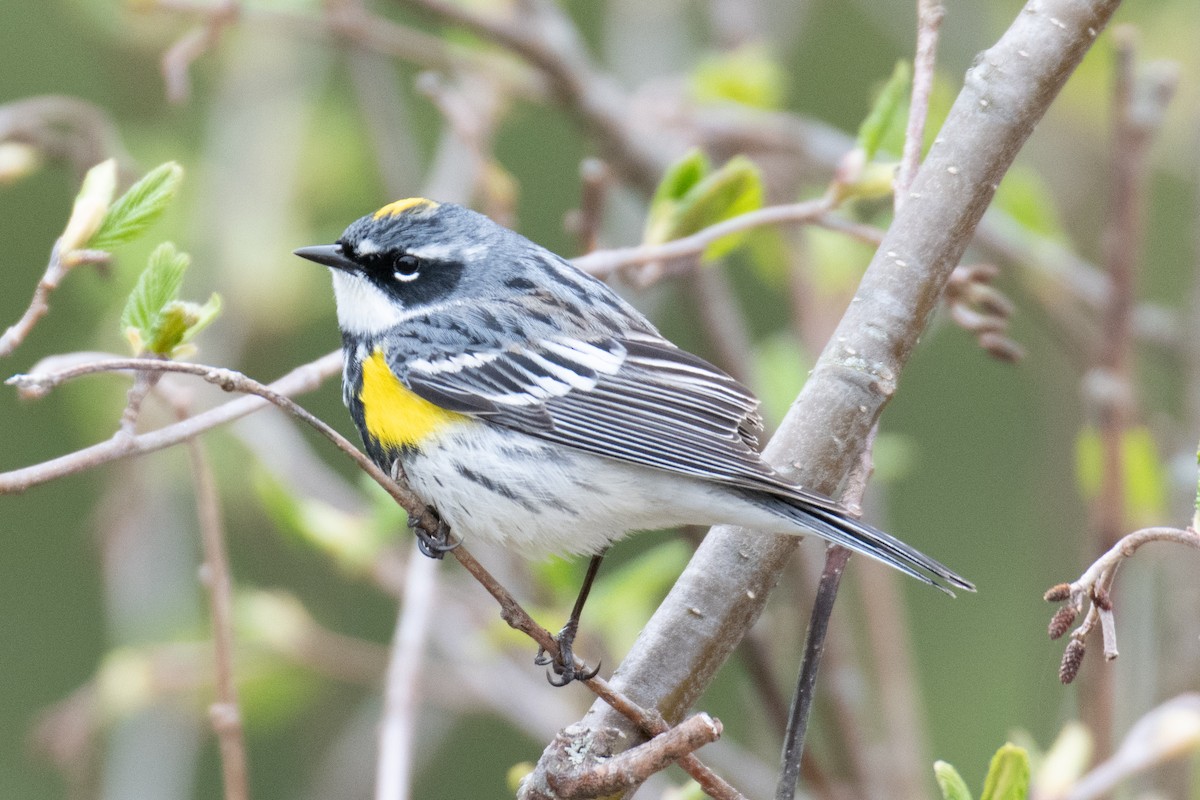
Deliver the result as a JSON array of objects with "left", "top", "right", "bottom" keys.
[{"left": 296, "top": 198, "right": 973, "bottom": 681}]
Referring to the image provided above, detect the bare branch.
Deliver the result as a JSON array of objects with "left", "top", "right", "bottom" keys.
[
  {"left": 1046, "top": 526, "right": 1200, "bottom": 684},
  {"left": 546, "top": 714, "right": 723, "bottom": 799},
  {"left": 1080, "top": 26, "right": 1177, "bottom": 751},
  {"left": 0, "top": 241, "right": 110, "bottom": 359},
  {"left": 0, "top": 95, "right": 131, "bottom": 179},
  {"left": 571, "top": 199, "right": 833, "bottom": 278},
  {"left": 161, "top": 1, "right": 238, "bottom": 104},
  {"left": 0, "top": 351, "right": 342, "bottom": 494},
  {"left": 530, "top": 0, "right": 1124, "bottom": 795},
  {"left": 184, "top": 433, "right": 250, "bottom": 800},
  {"left": 894, "top": 0, "right": 944, "bottom": 209},
  {"left": 7, "top": 354, "right": 740, "bottom": 795},
  {"left": 376, "top": 543, "right": 439, "bottom": 800},
  {"left": 391, "top": 0, "right": 669, "bottom": 190}
]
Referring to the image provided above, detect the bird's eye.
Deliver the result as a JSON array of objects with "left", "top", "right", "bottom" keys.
[{"left": 393, "top": 254, "right": 421, "bottom": 282}]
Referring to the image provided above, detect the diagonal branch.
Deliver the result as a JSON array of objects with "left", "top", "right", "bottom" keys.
[
  {"left": 0, "top": 351, "right": 342, "bottom": 495},
  {"left": 6, "top": 355, "right": 743, "bottom": 797},
  {"left": 522, "top": 0, "right": 1125, "bottom": 796}
]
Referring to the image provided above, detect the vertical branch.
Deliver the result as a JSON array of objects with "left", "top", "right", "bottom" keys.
[
  {"left": 376, "top": 542, "right": 440, "bottom": 800},
  {"left": 774, "top": 545, "right": 852, "bottom": 800},
  {"left": 1084, "top": 26, "right": 1177, "bottom": 756},
  {"left": 895, "top": 0, "right": 945, "bottom": 209},
  {"left": 544, "top": 0, "right": 1125, "bottom": 795},
  {"left": 776, "top": 0, "right": 945, "bottom": 788},
  {"left": 1094, "top": 29, "right": 1141, "bottom": 553},
  {"left": 855, "top": 562, "right": 928, "bottom": 800},
  {"left": 185, "top": 434, "right": 250, "bottom": 800}
]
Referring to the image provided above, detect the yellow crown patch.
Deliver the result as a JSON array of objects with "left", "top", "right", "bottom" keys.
[{"left": 373, "top": 197, "right": 439, "bottom": 219}]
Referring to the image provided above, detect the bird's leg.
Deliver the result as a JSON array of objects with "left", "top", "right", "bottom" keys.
[
  {"left": 536, "top": 549, "right": 606, "bottom": 685},
  {"left": 394, "top": 459, "right": 460, "bottom": 560},
  {"left": 410, "top": 513, "right": 460, "bottom": 560}
]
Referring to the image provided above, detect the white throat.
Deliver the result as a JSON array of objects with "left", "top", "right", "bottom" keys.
[{"left": 329, "top": 270, "right": 405, "bottom": 335}]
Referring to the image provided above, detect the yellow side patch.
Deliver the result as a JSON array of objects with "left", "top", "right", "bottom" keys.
[
  {"left": 373, "top": 197, "right": 439, "bottom": 219},
  {"left": 360, "top": 349, "right": 466, "bottom": 448}
]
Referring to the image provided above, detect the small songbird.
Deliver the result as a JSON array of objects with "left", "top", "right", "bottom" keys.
[{"left": 296, "top": 198, "right": 973, "bottom": 682}]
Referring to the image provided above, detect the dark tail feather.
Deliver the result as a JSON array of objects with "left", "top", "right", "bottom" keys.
[{"left": 752, "top": 494, "right": 975, "bottom": 596}]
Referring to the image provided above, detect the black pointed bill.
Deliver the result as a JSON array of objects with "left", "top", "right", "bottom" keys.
[{"left": 294, "top": 244, "right": 356, "bottom": 272}]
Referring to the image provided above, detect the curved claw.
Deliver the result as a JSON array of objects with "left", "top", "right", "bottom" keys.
[
  {"left": 414, "top": 519, "right": 460, "bottom": 560},
  {"left": 535, "top": 641, "right": 600, "bottom": 686}
]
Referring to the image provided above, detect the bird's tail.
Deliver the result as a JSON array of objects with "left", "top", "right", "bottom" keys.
[{"left": 747, "top": 492, "right": 975, "bottom": 596}]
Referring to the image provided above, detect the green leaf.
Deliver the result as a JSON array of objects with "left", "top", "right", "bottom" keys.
[
  {"left": 837, "top": 160, "right": 900, "bottom": 203},
  {"left": 856, "top": 61, "right": 911, "bottom": 161},
  {"left": 89, "top": 161, "right": 184, "bottom": 251},
  {"left": 979, "top": 744, "right": 1030, "bottom": 800},
  {"left": 60, "top": 158, "right": 118, "bottom": 254},
  {"left": 671, "top": 155, "right": 762, "bottom": 236},
  {"left": 162, "top": 292, "right": 222, "bottom": 356},
  {"left": 806, "top": 226, "right": 875, "bottom": 295},
  {"left": 146, "top": 295, "right": 221, "bottom": 357},
  {"left": 1074, "top": 426, "right": 1102, "bottom": 500},
  {"left": 646, "top": 149, "right": 712, "bottom": 241},
  {"left": 645, "top": 151, "right": 764, "bottom": 259},
  {"left": 690, "top": 43, "right": 785, "bottom": 110},
  {"left": 121, "top": 242, "right": 189, "bottom": 354},
  {"left": 933, "top": 760, "right": 973, "bottom": 800},
  {"left": 1123, "top": 425, "right": 1166, "bottom": 525}
]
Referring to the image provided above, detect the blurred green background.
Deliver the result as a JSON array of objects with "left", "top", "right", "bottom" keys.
[{"left": 2, "top": 0, "right": 1198, "bottom": 798}]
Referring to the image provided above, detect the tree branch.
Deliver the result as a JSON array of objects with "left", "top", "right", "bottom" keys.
[
  {"left": 184, "top": 432, "right": 250, "bottom": 800},
  {"left": 1047, "top": 526, "right": 1200, "bottom": 684},
  {"left": 6, "top": 354, "right": 742, "bottom": 796},
  {"left": 523, "top": 0, "right": 1124, "bottom": 796},
  {"left": 376, "top": 542, "right": 439, "bottom": 800},
  {"left": 0, "top": 351, "right": 342, "bottom": 494}
]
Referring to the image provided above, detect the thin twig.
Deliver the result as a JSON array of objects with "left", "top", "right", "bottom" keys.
[
  {"left": 391, "top": 0, "right": 667, "bottom": 191},
  {"left": 1047, "top": 526, "right": 1200, "bottom": 684},
  {"left": 7, "top": 355, "right": 740, "bottom": 796},
  {"left": 0, "top": 351, "right": 342, "bottom": 494},
  {"left": 0, "top": 241, "right": 109, "bottom": 359},
  {"left": 0, "top": 95, "right": 132, "bottom": 179},
  {"left": 895, "top": 0, "right": 944, "bottom": 210},
  {"left": 1082, "top": 26, "right": 1177, "bottom": 754},
  {"left": 571, "top": 199, "right": 833, "bottom": 277},
  {"left": 376, "top": 541, "right": 439, "bottom": 800},
  {"left": 775, "top": 544, "right": 852, "bottom": 800},
  {"left": 183, "top": 429, "right": 250, "bottom": 800},
  {"left": 776, "top": 426, "right": 877, "bottom": 800},
  {"left": 553, "top": 1, "right": 1123, "bottom": 796},
  {"left": 161, "top": 1, "right": 239, "bottom": 104}
]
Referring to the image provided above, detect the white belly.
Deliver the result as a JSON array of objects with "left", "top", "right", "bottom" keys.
[{"left": 399, "top": 422, "right": 763, "bottom": 559}]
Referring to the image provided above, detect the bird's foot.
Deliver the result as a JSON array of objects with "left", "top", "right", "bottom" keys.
[
  {"left": 409, "top": 512, "right": 460, "bottom": 560},
  {"left": 534, "top": 621, "right": 600, "bottom": 686}
]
